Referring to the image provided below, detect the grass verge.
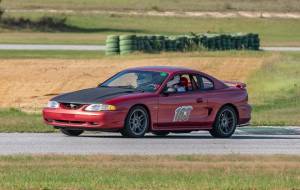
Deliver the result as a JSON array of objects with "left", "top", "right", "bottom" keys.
[
  {"left": 0, "top": 12, "right": 299, "bottom": 46},
  {"left": 0, "top": 50, "right": 105, "bottom": 59},
  {"left": 0, "top": 49, "right": 265, "bottom": 59},
  {"left": 248, "top": 52, "right": 300, "bottom": 125},
  {"left": 0, "top": 155, "right": 299, "bottom": 190},
  {"left": 0, "top": 108, "right": 53, "bottom": 132},
  {"left": 3, "top": 0, "right": 300, "bottom": 12}
]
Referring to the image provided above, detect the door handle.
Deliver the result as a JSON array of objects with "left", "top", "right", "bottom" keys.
[{"left": 196, "top": 98, "right": 203, "bottom": 103}]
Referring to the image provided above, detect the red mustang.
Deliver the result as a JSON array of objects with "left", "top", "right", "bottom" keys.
[{"left": 43, "top": 66, "right": 251, "bottom": 138}]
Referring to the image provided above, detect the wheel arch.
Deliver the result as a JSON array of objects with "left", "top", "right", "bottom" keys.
[
  {"left": 218, "top": 103, "right": 239, "bottom": 122},
  {"left": 125, "top": 103, "right": 152, "bottom": 131}
]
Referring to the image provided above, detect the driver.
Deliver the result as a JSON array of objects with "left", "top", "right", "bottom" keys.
[{"left": 167, "top": 75, "right": 186, "bottom": 92}]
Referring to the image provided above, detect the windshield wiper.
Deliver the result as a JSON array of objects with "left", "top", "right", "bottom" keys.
[{"left": 100, "top": 85, "right": 133, "bottom": 89}]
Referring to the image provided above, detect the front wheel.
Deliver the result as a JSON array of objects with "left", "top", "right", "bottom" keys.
[
  {"left": 209, "top": 106, "right": 237, "bottom": 138},
  {"left": 60, "top": 128, "right": 84, "bottom": 136},
  {"left": 121, "top": 106, "right": 149, "bottom": 138}
]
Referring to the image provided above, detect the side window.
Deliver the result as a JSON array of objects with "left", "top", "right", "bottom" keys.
[
  {"left": 166, "top": 74, "right": 191, "bottom": 93},
  {"left": 200, "top": 76, "right": 214, "bottom": 90}
]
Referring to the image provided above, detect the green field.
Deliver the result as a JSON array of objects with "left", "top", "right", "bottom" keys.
[
  {"left": 0, "top": 12, "right": 299, "bottom": 46},
  {"left": 0, "top": 108, "right": 53, "bottom": 133},
  {"left": 3, "top": 0, "right": 300, "bottom": 12},
  {"left": 0, "top": 50, "right": 105, "bottom": 59},
  {"left": 0, "top": 49, "right": 264, "bottom": 59},
  {"left": 0, "top": 155, "right": 299, "bottom": 190},
  {"left": 248, "top": 52, "right": 300, "bottom": 125}
]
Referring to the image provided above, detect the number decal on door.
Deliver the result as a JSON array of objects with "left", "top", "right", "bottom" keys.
[{"left": 173, "top": 106, "right": 193, "bottom": 122}]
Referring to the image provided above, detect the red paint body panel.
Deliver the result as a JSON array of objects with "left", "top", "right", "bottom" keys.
[
  {"left": 43, "top": 66, "right": 251, "bottom": 132},
  {"left": 43, "top": 106, "right": 127, "bottom": 130}
]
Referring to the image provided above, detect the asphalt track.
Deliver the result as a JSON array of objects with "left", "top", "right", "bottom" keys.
[
  {"left": 0, "top": 127, "right": 300, "bottom": 155},
  {"left": 0, "top": 44, "right": 299, "bottom": 51}
]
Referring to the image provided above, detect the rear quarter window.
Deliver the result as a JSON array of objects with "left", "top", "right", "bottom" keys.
[{"left": 200, "top": 76, "right": 214, "bottom": 90}]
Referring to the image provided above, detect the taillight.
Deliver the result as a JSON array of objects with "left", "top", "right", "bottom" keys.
[
  {"left": 223, "top": 80, "right": 246, "bottom": 89},
  {"left": 236, "top": 83, "right": 246, "bottom": 89}
]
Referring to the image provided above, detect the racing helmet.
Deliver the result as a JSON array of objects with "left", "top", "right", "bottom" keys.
[{"left": 180, "top": 77, "right": 189, "bottom": 88}]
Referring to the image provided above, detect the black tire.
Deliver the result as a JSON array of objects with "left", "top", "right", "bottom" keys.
[
  {"left": 152, "top": 131, "right": 169, "bottom": 137},
  {"left": 60, "top": 128, "right": 84, "bottom": 136},
  {"left": 121, "top": 106, "right": 149, "bottom": 138},
  {"left": 209, "top": 106, "right": 237, "bottom": 138}
]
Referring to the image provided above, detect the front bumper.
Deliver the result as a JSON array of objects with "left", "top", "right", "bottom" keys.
[{"left": 43, "top": 107, "right": 126, "bottom": 129}]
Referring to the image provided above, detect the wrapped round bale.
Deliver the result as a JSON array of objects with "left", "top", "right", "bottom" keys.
[
  {"left": 119, "top": 35, "right": 137, "bottom": 55},
  {"left": 105, "top": 35, "right": 120, "bottom": 55}
]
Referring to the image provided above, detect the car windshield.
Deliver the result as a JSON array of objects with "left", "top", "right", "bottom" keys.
[{"left": 100, "top": 70, "right": 169, "bottom": 92}]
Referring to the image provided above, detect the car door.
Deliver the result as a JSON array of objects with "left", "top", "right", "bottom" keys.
[{"left": 156, "top": 73, "right": 209, "bottom": 129}]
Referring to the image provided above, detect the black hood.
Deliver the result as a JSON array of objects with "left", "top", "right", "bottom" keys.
[{"left": 51, "top": 87, "right": 135, "bottom": 104}]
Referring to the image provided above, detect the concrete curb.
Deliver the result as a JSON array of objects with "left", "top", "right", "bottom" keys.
[{"left": 236, "top": 126, "right": 300, "bottom": 135}]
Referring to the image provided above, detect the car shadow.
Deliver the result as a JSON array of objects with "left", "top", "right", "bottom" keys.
[{"left": 79, "top": 133, "right": 300, "bottom": 140}]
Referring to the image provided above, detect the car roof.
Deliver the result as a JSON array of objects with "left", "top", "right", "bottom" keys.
[{"left": 125, "top": 66, "right": 197, "bottom": 74}]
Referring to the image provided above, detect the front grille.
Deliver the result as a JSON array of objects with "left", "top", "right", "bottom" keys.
[
  {"left": 45, "top": 118, "right": 100, "bottom": 126},
  {"left": 55, "top": 120, "right": 85, "bottom": 124},
  {"left": 60, "top": 103, "right": 83, "bottom": 110}
]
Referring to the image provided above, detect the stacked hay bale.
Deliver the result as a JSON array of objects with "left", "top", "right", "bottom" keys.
[
  {"left": 105, "top": 35, "right": 119, "bottom": 55},
  {"left": 155, "top": 35, "right": 166, "bottom": 52},
  {"left": 205, "top": 34, "right": 217, "bottom": 50},
  {"left": 185, "top": 36, "right": 200, "bottom": 51},
  {"left": 220, "top": 34, "right": 231, "bottom": 50},
  {"left": 247, "top": 33, "right": 260, "bottom": 50},
  {"left": 119, "top": 35, "right": 137, "bottom": 55},
  {"left": 231, "top": 34, "right": 243, "bottom": 50},
  {"left": 105, "top": 33, "right": 260, "bottom": 55},
  {"left": 165, "top": 36, "right": 176, "bottom": 52}
]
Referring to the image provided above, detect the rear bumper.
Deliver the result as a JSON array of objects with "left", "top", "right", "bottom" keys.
[
  {"left": 237, "top": 104, "right": 252, "bottom": 125},
  {"left": 43, "top": 108, "right": 126, "bottom": 130}
]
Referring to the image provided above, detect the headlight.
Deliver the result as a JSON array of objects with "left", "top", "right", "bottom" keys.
[
  {"left": 47, "top": 101, "right": 59, "bottom": 108},
  {"left": 85, "top": 104, "right": 116, "bottom": 112}
]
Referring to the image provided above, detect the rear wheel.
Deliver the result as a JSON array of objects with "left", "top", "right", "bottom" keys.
[
  {"left": 152, "top": 131, "right": 169, "bottom": 137},
  {"left": 121, "top": 106, "right": 149, "bottom": 138},
  {"left": 209, "top": 106, "right": 237, "bottom": 138},
  {"left": 60, "top": 128, "right": 84, "bottom": 136}
]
